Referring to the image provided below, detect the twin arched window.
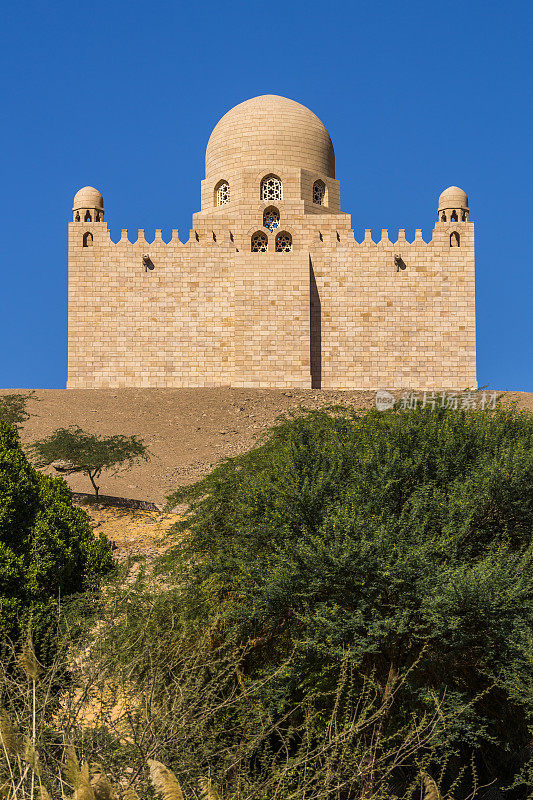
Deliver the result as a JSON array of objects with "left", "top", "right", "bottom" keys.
[
  {"left": 216, "top": 181, "right": 230, "bottom": 206},
  {"left": 251, "top": 230, "right": 292, "bottom": 252},
  {"left": 261, "top": 175, "right": 283, "bottom": 201}
]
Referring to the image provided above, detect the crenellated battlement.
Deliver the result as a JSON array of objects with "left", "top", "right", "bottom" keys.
[
  {"left": 70, "top": 223, "right": 241, "bottom": 248},
  {"left": 70, "top": 221, "right": 473, "bottom": 254}
]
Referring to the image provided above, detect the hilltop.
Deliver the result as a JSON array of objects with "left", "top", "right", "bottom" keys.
[{"left": 3, "top": 388, "right": 532, "bottom": 503}]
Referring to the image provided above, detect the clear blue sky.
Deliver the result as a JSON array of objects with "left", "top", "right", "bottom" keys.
[{"left": 1, "top": 0, "right": 531, "bottom": 390}]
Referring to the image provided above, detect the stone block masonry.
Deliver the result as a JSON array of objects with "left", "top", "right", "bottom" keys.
[{"left": 68, "top": 95, "right": 476, "bottom": 390}]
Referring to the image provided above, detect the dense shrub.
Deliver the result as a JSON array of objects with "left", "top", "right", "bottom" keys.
[
  {"left": 0, "top": 422, "right": 113, "bottom": 648},
  {"left": 166, "top": 405, "right": 533, "bottom": 794},
  {"left": 61, "top": 575, "right": 452, "bottom": 800}
]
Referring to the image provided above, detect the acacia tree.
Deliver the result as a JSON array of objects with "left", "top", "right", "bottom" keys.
[{"left": 31, "top": 426, "right": 150, "bottom": 498}]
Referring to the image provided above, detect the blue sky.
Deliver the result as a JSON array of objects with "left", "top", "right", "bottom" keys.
[{"left": 1, "top": 0, "right": 531, "bottom": 390}]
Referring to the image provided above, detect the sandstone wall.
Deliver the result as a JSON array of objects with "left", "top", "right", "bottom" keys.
[{"left": 68, "top": 218, "right": 476, "bottom": 390}]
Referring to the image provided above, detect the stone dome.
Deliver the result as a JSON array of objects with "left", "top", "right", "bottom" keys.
[
  {"left": 205, "top": 95, "right": 335, "bottom": 179},
  {"left": 438, "top": 186, "right": 468, "bottom": 210},
  {"left": 73, "top": 186, "right": 104, "bottom": 211}
]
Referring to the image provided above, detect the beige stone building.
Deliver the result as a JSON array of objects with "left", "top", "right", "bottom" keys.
[{"left": 67, "top": 94, "right": 476, "bottom": 390}]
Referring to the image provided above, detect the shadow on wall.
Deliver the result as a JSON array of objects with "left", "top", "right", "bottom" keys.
[{"left": 310, "top": 256, "right": 321, "bottom": 389}]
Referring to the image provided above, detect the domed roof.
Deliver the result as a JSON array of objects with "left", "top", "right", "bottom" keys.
[
  {"left": 73, "top": 186, "right": 104, "bottom": 211},
  {"left": 438, "top": 186, "right": 468, "bottom": 210},
  {"left": 205, "top": 95, "right": 335, "bottom": 179}
]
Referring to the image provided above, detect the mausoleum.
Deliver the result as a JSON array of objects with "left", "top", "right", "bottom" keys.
[{"left": 68, "top": 94, "right": 476, "bottom": 389}]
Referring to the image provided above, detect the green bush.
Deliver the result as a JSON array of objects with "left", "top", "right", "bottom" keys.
[
  {"left": 0, "top": 422, "right": 113, "bottom": 647},
  {"left": 166, "top": 405, "right": 533, "bottom": 794}
]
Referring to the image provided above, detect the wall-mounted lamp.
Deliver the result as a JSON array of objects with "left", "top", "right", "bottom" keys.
[{"left": 394, "top": 255, "right": 406, "bottom": 272}]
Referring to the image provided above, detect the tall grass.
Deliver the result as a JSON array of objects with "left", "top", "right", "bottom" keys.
[{"left": 0, "top": 629, "right": 475, "bottom": 800}]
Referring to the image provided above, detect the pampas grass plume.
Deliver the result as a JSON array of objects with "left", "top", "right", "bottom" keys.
[
  {"left": 122, "top": 789, "right": 141, "bottom": 800},
  {"left": 0, "top": 709, "right": 21, "bottom": 756},
  {"left": 39, "top": 784, "right": 53, "bottom": 800},
  {"left": 23, "top": 734, "right": 41, "bottom": 774},
  {"left": 19, "top": 640, "right": 42, "bottom": 681},
  {"left": 148, "top": 759, "right": 185, "bottom": 800},
  {"left": 91, "top": 766, "right": 118, "bottom": 800},
  {"left": 421, "top": 772, "right": 442, "bottom": 800},
  {"left": 199, "top": 777, "right": 222, "bottom": 800},
  {"left": 76, "top": 761, "right": 96, "bottom": 800},
  {"left": 64, "top": 743, "right": 81, "bottom": 789}
]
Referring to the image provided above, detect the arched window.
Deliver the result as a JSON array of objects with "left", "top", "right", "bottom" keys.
[
  {"left": 261, "top": 175, "right": 282, "bottom": 201},
  {"left": 450, "top": 231, "right": 460, "bottom": 247},
  {"left": 263, "top": 206, "right": 280, "bottom": 231},
  {"left": 451, "top": 210, "right": 458, "bottom": 222},
  {"left": 251, "top": 231, "right": 268, "bottom": 252},
  {"left": 275, "top": 231, "right": 292, "bottom": 252},
  {"left": 83, "top": 232, "right": 93, "bottom": 247},
  {"left": 215, "top": 181, "right": 230, "bottom": 206},
  {"left": 313, "top": 179, "right": 326, "bottom": 205},
  {"left": 95, "top": 212, "right": 101, "bottom": 221},
  {"left": 441, "top": 213, "right": 446, "bottom": 222},
  {"left": 462, "top": 211, "right": 467, "bottom": 221},
  {"left": 84, "top": 210, "right": 92, "bottom": 222}
]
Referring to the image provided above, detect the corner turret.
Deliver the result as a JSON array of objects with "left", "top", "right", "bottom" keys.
[
  {"left": 73, "top": 186, "right": 104, "bottom": 222},
  {"left": 438, "top": 186, "right": 469, "bottom": 222}
]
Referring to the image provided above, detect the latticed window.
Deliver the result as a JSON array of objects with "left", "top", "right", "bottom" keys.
[
  {"left": 216, "top": 181, "right": 230, "bottom": 206},
  {"left": 275, "top": 231, "right": 292, "bottom": 252},
  {"left": 251, "top": 232, "right": 268, "bottom": 252},
  {"left": 261, "top": 175, "right": 282, "bottom": 201},
  {"left": 313, "top": 180, "right": 325, "bottom": 205},
  {"left": 263, "top": 206, "right": 280, "bottom": 231}
]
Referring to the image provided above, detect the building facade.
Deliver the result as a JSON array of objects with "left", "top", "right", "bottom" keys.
[{"left": 67, "top": 94, "right": 476, "bottom": 390}]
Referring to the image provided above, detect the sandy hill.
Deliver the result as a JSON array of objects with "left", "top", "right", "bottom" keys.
[{"left": 3, "top": 388, "right": 532, "bottom": 504}]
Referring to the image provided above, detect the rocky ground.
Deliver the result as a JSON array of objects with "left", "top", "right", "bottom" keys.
[
  {"left": 3, "top": 387, "right": 532, "bottom": 504},
  {"left": 83, "top": 503, "right": 182, "bottom": 564}
]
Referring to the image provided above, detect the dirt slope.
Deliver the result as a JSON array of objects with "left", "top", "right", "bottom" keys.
[{"left": 3, "top": 388, "right": 532, "bottom": 504}]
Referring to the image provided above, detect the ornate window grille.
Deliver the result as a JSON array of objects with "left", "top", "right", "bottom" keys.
[
  {"left": 261, "top": 175, "right": 282, "bottom": 201},
  {"left": 275, "top": 231, "right": 292, "bottom": 252},
  {"left": 216, "top": 181, "right": 230, "bottom": 206},
  {"left": 313, "top": 180, "right": 325, "bottom": 205},
  {"left": 263, "top": 206, "right": 280, "bottom": 231},
  {"left": 251, "top": 232, "right": 268, "bottom": 252}
]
